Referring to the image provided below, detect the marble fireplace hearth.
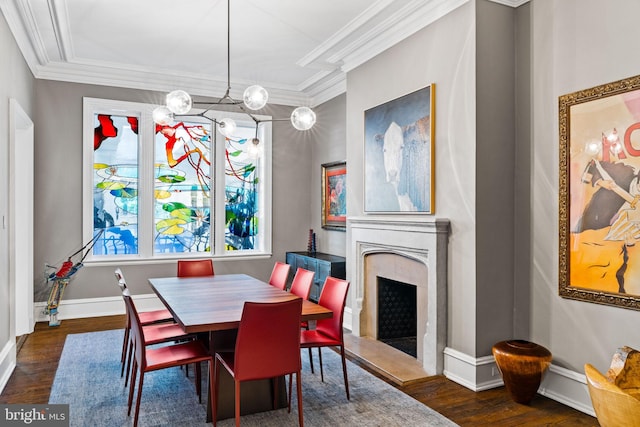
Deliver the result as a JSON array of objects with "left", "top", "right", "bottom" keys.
[{"left": 347, "top": 217, "right": 449, "bottom": 375}]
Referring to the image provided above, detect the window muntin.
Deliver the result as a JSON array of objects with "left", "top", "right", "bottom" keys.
[{"left": 83, "top": 97, "right": 271, "bottom": 262}]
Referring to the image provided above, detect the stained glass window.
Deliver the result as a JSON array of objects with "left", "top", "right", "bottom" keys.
[
  {"left": 225, "top": 127, "right": 260, "bottom": 251},
  {"left": 92, "top": 113, "right": 140, "bottom": 255},
  {"left": 83, "top": 98, "right": 271, "bottom": 261},
  {"left": 154, "top": 120, "right": 212, "bottom": 253}
]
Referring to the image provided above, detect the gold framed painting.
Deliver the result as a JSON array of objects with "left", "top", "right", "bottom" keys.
[
  {"left": 559, "top": 74, "right": 640, "bottom": 310},
  {"left": 364, "top": 84, "right": 435, "bottom": 213}
]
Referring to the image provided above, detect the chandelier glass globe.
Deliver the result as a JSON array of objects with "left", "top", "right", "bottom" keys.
[
  {"left": 290, "top": 106, "right": 316, "bottom": 131},
  {"left": 166, "top": 90, "right": 192, "bottom": 115},
  {"left": 152, "top": 106, "right": 174, "bottom": 126},
  {"left": 218, "top": 118, "right": 237, "bottom": 137},
  {"left": 243, "top": 85, "right": 268, "bottom": 110}
]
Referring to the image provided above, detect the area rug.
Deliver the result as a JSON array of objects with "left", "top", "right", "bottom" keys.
[{"left": 50, "top": 329, "right": 457, "bottom": 426}]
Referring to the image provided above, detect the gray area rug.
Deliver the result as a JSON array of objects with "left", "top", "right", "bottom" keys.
[{"left": 50, "top": 329, "right": 457, "bottom": 426}]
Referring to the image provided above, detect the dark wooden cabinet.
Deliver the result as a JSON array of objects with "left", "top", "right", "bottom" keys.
[{"left": 285, "top": 252, "right": 346, "bottom": 303}]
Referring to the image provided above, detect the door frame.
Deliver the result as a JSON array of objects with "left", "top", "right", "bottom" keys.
[{"left": 9, "top": 98, "right": 35, "bottom": 336}]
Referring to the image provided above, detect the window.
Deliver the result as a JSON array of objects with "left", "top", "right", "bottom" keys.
[{"left": 83, "top": 97, "right": 271, "bottom": 262}]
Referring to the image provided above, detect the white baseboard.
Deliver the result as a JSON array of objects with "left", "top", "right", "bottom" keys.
[
  {"left": 0, "top": 339, "right": 17, "bottom": 395},
  {"left": 443, "top": 347, "right": 596, "bottom": 417},
  {"left": 443, "top": 347, "right": 503, "bottom": 391},
  {"left": 33, "top": 294, "right": 167, "bottom": 322},
  {"left": 539, "top": 364, "right": 595, "bottom": 417}
]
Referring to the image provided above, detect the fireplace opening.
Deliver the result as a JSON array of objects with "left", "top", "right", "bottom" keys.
[{"left": 377, "top": 276, "right": 417, "bottom": 358}]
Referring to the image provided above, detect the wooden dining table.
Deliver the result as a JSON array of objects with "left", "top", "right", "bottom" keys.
[{"left": 148, "top": 273, "right": 333, "bottom": 421}]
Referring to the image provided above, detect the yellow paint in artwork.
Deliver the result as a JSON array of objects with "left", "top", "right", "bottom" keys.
[
  {"left": 156, "top": 218, "right": 187, "bottom": 236},
  {"left": 570, "top": 228, "right": 640, "bottom": 295},
  {"left": 94, "top": 163, "right": 109, "bottom": 170},
  {"left": 154, "top": 190, "right": 171, "bottom": 200},
  {"left": 96, "top": 181, "right": 125, "bottom": 190},
  {"left": 170, "top": 208, "right": 193, "bottom": 222}
]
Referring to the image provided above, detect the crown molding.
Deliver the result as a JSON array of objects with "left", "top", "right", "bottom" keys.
[{"left": 2, "top": 0, "right": 529, "bottom": 107}]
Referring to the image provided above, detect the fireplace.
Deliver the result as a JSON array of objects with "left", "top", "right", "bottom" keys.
[
  {"left": 347, "top": 217, "right": 449, "bottom": 375},
  {"left": 377, "top": 276, "right": 417, "bottom": 357}
]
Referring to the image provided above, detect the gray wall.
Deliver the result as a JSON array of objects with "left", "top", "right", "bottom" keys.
[
  {"left": 475, "top": 1, "right": 516, "bottom": 355},
  {"left": 346, "top": 1, "right": 479, "bottom": 355},
  {"left": 33, "top": 80, "right": 314, "bottom": 300},
  {"left": 311, "top": 94, "right": 347, "bottom": 257},
  {"left": 530, "top": 0, "right": 640, "bottom": 373},
  {"left": 0, "top": 10, "right": 35, "bottom": 358}
]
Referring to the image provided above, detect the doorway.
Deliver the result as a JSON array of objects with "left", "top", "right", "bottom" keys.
[{"left": 10, "top": 99, "right": 34, "bottom": 336}]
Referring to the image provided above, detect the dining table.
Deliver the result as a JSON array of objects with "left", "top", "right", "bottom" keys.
[{"left": 148, "top": 273, "right": 333, "bottom": 421}]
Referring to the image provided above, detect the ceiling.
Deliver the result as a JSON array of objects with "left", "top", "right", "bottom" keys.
[{"left": 1, "top": 0, "right": 524, "bottom": 107}]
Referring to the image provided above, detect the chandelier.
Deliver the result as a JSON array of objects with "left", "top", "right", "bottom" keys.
[{"left": 152, "top": 0, "right": 316, "bottom": 144}]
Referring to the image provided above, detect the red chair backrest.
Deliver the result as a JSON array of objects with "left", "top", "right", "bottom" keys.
[
  {"left": 289, "top": 268, "right": 314, "bottom": 300},
  {"left": 234, "top": 298, "right": 302, "bottom": 381},
  {"left": 268, "top": 262, "right": 290, "bottom": 290},
  {"left": 315, "top": 277, "right": 350, "bottom": 342},
  {"left": 177, "top": 259, "right": 214, "bottom": 277},
  {"left": 122, "top": 290, "right": 147, "bottom": 369}
]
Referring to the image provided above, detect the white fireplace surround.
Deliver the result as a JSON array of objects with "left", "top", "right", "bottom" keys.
[{"left": 347, "top": 217, "right": 449, "bottom": 375}]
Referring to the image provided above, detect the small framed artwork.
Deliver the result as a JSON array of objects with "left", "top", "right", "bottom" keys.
[
  {"left": 364, "top": 84, "right": 435, "bottom": 213},
  {"left": 559, "top": 74, "right": 640, "bottom": 310},
  {"left": 321, "top": 161, "right": 347, "bottom": 231}
]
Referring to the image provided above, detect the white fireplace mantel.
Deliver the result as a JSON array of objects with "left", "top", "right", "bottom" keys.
[{"left": 347, "top": 216, "right": 450, "bottom": 375}]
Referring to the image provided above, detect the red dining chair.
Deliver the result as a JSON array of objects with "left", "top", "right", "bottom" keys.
[
  {"left": 177, "top": 259, "right": 214, "bottom": 277},
  {"left": 300, "top": 276, "right": 350, "bottom": 400},
  {"left": 114, "top": 268, "right": 173, "bottom": 377},
  {"left": 289, "top": 268, "right": 315, "bottom": 372},
  {"left": 289, "top": 268, "right": 314, "bottom": 300},
  {"left": 213, "top": 298, "right": 304, "bottom": 427},
  {"left": 268, "top": 261, "right": 291, "bottom": 290},
  {"left": 175, "top": 259, "right": 214, "bottom": 377},
  {"left": 124, "top": 290, "right": 214, "bottom": 427},
  {"left": 120, "top": 287, "right": 196, "bottom": 387}
]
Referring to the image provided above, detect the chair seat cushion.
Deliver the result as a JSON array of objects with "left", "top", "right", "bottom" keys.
[
  {"left": 142, "top": 323, "right": 192, "bottom": 345},
  {"left": 146, "top": 340, "right": 211, "bottom": 371},
  {"left": 139, "top": 309, "right": 173, "bottom": 325},
  {"left": 300, "top": 330, "right": 341, "bottom": 348}
]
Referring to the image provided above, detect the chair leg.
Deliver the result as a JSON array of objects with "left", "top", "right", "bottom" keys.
[
  {"left": 125, "top": 340, "right": 134, "bottom": 387},
  {"left": 318, "top": 348, "right": 324, "bottom": 382},
  {"left": 296, "top": 371, "right": 304, "bottom": 427},
  {"left": 133, "top": 371, "right": 145, "bottom": 427},
  {"left": 120, "top": 326, "right": 129, "bottom": 376},
  {"left": 235, "top": 380, "right": 241, "bottom": 427},
  {"left": 288, "top": 374, "right": 293, "bottom": 413},
  {"left": 340, "top": 345, "right": 350, "bottom": 400},
  {"left": 308, "top": 347, "right": 314, "bottom": 374},
  {"left": 127, "top": 359, "right": 138, "bottom": 415},
  {"left": 195, "top": 361, "right": 202, "bottom": 403}
]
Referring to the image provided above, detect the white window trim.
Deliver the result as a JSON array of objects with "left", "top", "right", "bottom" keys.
[{"left": 82, "top": 97, "right": 272, "bottom": 263}]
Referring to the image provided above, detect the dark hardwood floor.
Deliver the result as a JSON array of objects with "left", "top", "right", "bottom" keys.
[{"left": 1, "top": 316, "right": 598, "bottom": 426}]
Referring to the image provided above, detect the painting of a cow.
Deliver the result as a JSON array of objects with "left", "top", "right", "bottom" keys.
[{"left": 364, "top": 85, "right": 435, "bottom": 213}]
